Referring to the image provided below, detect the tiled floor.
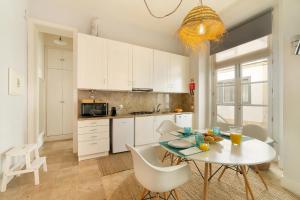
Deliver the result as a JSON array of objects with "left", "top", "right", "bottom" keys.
[{"left": 0, "top": 140, "right": 299, "bottom": 200}]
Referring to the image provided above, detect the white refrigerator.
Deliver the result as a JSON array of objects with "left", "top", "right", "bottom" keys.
[{"left": 112, "top": 118, "right": 134, "bottom": 153}]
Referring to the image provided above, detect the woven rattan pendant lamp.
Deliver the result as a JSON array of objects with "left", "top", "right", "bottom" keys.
[
  {"left": 178, "top": 0, "right": 225, "bottom": 49},
  {"left": 144, "top": 0, "right": 225, "bottom": 50}
]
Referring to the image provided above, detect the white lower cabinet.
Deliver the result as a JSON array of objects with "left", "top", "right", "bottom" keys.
[
  {"left": 77, "top": 119, "right": 109, "bottom": 161},
  {"left": 135, "top": 116, "right": 154, "bottom": 146},
  {"left": 135, "top": 114, "right": 175, "bottom": 146}
]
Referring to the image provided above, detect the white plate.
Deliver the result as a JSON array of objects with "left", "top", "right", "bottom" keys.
[
  {"left": 167, "top": 140, "right": 193, "bottom": 149},
  {"left": 220, "top": 131, "right": 230, "bottom": 136}
]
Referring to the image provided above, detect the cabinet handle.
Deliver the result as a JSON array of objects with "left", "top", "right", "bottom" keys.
[
  {"left": 90, "top": 142, "right": 98, "bottom": 145},
  {"left": 89, "top": 129, "right": 97, "bottom": 131},
  {"left": 90, "top": 136, "right": 98, "bottom": 138}
]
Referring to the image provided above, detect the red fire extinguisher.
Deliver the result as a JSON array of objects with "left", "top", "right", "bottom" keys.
[{"left": 189, "top": 78, "right": 195, "bottom": 96}]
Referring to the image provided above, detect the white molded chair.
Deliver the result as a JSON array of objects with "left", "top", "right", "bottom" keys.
[
  {"left": 156, "top": 120, "right": 181, "bottom": 164},
  {"left": 126, "top": 144, "right": 192, "bottom": 200},
  {"left": 242, "top": 124, "right": 268, "bottom": 142}
]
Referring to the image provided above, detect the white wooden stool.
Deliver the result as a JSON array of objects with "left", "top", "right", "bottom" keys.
[{"left": 1, "top": 144, "right": 47, "bottom": 192}]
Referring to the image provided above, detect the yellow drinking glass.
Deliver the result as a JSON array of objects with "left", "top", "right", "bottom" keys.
[
  {"left": 230, "top": 132, "right": 242, "bottom": 145},
  {"left": 199, "top": 143, "right": 210, "bottom": 151}
]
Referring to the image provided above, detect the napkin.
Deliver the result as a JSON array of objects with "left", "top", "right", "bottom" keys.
[{"left": 179, "top": 147, "right": 203, "bottom": 156}]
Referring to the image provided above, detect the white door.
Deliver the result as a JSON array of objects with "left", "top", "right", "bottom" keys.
[
  {"left": 169, "top": 54, "right": 189, "bottom": 93},
  {"left": 135, "top": 116, "right": 154, "bottom": 146},
  {"left": 153, "top": 115, "right": 175, "bottom": 142},
  {"left": 62, "top": 50, "right": 73, "bottom": 71},
  {"left": 62, "top": 70, "right": 73, "bottom": 135},
  {"left": 112, "top": 118, "right": 134, "bottom": 153},
  {"left": 107, "top": 40, "right": 132, "bottom": 90},
  {"left": 77, "top": 33, "right": 107, "bottom": 90},
  {"left": 47, "top": 69, "right": 63, "bottom": 136},
  {"left": 132, "top": 46, "right": 153, "bottom": 89},
  {"left": 47, "top": 48, "right": 62, "bottom": 69},
  {"left": 153, "top": 50, "right": 170, "bottom": 92}
]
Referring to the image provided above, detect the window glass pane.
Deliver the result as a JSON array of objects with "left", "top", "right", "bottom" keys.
[
  {"left": 241, "top": 58, "right": 268, "bottom": 82},
  {"left": 216, "top": 36, "right": 268, "bottom": 62},
  {"left": 242, "top": 106, "right": 268, "bottom": 130},
  {"left": 242, "top": 82, "right": 268, "bottom": 105},
  {"left": 217, "top": 66, "right": 235, "bottom": 81},
  {"left": 217, "top": 105, "right": 235, "bottom": 124}
]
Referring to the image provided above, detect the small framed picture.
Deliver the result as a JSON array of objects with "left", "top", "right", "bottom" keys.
[{"left": 9, "top": 68, "right": 24, "bottom": 96}]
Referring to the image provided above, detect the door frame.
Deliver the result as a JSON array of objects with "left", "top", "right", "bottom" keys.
[{"left": 27, "top": 18, "right": 78, "bottom": 152}]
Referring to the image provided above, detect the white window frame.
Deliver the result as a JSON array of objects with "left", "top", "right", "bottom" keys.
[{"left": 211, "top": 35, "right": 273, "bottom": 136}]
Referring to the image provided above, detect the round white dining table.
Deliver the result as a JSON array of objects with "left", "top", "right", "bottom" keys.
[{"left": 159, "top": 133, "right": 277, "bottom": 200}]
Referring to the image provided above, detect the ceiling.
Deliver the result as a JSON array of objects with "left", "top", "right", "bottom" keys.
[{"left": 30, "top": 0, "right": 275, "bottom": 36}]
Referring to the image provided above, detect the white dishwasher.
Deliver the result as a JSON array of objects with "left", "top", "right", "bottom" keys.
[{"left": 112, "top": 117, "right": 134, "bottom": 153}]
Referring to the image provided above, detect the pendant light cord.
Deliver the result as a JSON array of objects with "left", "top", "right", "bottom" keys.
[{"left": 144, "top": 0, "right": 183, "bottom": 19}]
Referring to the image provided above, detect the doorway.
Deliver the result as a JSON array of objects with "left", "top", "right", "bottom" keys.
[
  {"left": 27, "top": 18, "right": 77, "bottom": 150},
  {"left": 44, "top": 34, "right": 73, "bottom": 141}
]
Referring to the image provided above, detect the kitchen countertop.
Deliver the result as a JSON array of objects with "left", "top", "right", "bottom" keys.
[{"left": 77, "top": 111, "right": 193, "bottom": 121}]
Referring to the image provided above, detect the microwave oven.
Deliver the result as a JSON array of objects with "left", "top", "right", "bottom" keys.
[{"left": 81, "top": 103, "right": 108, "bottom": 117}]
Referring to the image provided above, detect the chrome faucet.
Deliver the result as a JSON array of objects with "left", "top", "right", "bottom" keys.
[{"left": 156, "top": 104, "right": 161, "bottom": 113}]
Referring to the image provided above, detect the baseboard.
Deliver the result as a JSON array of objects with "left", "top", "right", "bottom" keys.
[
  {"left": 44, "top": 134, "right": 73, "bottom": 142},
  {"left": 281, "top": 177, "right": 300, "bottom": 196}
]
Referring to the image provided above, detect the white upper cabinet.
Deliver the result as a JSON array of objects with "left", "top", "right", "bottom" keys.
[
  {"left": 107, "top": 40, "right": 132, "bottom": 91},
  {"left": 132, "top": 46, "right": 153, "bottom": 89},
  {"left": 77, "top": 33, "right": 107, "bottom": 90},
  {"left": 153, "top": 50, "right": 170, "bottom": 92},
  {"left": 76, "top": 33, "right": 189, "bottom": 92},
  {"left": 169, "top": 54, "right": 190, "bottom": 93}
]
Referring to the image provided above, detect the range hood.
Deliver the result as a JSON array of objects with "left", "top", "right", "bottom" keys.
[{"left": 132, "top": 88, "right": 153, "bottom": 92}]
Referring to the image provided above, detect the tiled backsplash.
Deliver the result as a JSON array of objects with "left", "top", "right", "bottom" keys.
[{"left": 78, "top": 90, "right": 194, "bottom": 115}]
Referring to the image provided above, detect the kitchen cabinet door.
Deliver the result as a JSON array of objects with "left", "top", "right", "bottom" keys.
[
  {"left": 135, "top": 116, "right": 154, "bottom": 146},
  {"left": 153, "top": 50, "right": 170, "bottom": 92},
  {"left": 132, "top": 46, "right": 153, "bottom": 89},
  {"left": 77, "top": 33, "right": 107, "bottom": 90},
  {"left": 169, "top": 54, "right": 190, "bottom": 93},
  {"left": 107, "top": 40, "right": 132, "bottom": 91},
  {"left": 153, "top": 114, "right": 175, "bottom": 143}
]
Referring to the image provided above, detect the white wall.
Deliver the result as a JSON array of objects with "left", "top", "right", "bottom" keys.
[
  {"left": 0, "top": 0, "right": 28, "bottom": 173},
  {"left": 28, "top": 0, "right": 186, "bottom": 55},
  {"left": 277, "top": 0, "right": 300, "bottom": 195}
]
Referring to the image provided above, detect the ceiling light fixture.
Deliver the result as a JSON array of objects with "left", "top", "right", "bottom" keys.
[
  {"left": 54, "top": 36, "right": 67, "bottom": 46},
  {"left": 144, "top": 0, "right": 225, "bottom": 50}
]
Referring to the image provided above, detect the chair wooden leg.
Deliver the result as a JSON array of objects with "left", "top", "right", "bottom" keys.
[
  {"left": 174, "top": 189, "right": 180, "bottom": 200},
  {"left": 140, "top": 188, "right": 148, "bottom": 200},
  {"left": 209, "top": 163, "right": 212, "bottom": 177},
  {"left": 170, "top": 154, "right": 174, "bottom": 165},
  {"left": 155, "top": 193, "right": 160, "bottom": 200},
  {"left": 218, "top": 166, "right": 227, "bottom": 181},
  {"left": 161, "top": 151, "right": 169, "bottom": 163},
  {"left": 163, "top": 192, "right": 167, "bottom": 200},
  {"left": 203, "top": 163, "right": 209, "bottom": 200},
  {"left": 253, "top": 165, "right": 268, "bottom": 190},
  {"left": 241, "top": 165, "right": 255, "bottom": 200}
]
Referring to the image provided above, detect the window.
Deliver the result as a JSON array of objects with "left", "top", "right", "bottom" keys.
[
  {"left": 213, "top": 36, "right": 271, "bottom": 132},
  {"left": 217, "top": 77, "right": 251, "bottom": 105},
  {"left": 216, "top": 36, "right": 268, "bottom": 62}
]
